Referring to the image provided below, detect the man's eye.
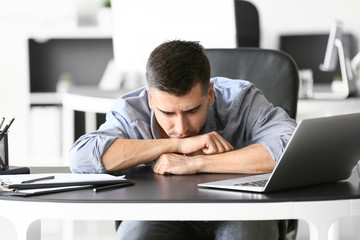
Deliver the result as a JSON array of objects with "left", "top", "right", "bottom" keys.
[
  {"left": 162, "top": 112, "right": 173, "bottom": 116},
  {"left": 186, "top": 109, "right": 198, "bottom": 114}
]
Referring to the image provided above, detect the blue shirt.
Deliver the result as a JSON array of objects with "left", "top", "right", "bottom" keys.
[{"left": 69, "top": 77, "right": 297, "bottom": 173}]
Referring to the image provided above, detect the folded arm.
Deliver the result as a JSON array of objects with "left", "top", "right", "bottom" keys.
[
  {"left": 102, "top": 129, "right": 275, "bottom": 175},
  {"left": 152, "top": 143, "right": 275, "bottom": 175},
  {"left": 102, "top": 131, "right": 234, "bottom": 172}
]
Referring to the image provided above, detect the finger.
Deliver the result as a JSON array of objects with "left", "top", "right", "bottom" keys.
[
  {"left": 151, "top": 162, "right": 160, "bottom": 174},
  {"left": 220, "top": 138, "right": 234, "bottom": 151},
  {"left": 202, "top": 132, "right": 233, "bottom": 154},
  {"left": 153, "top": 164, "right": 167, "bottom": 175},
  {"left": 152, "top": 157, "right": 166, "bottom": 174},
  {"left": 203, "top": 140, "right": 223, "bottom": 154},
  {"left": 212, "top": 132, "right": 234, "bottom": 152},
  {"left": 153, "top": 154, "right": 175, "bottom": 175}
]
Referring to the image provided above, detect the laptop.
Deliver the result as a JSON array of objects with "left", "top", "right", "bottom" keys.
[{"left": 198, "top": 113, "right": 360, "bottom": 192}]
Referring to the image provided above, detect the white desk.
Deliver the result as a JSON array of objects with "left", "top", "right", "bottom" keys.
[
  {"left": 1, "top": 166, "right": 360, "bottom": 240},
  {"left": 297, "top": 97, "right": 360, "bottom": 121}
]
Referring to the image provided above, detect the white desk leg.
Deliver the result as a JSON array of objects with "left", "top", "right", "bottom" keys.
[
  {"left": 28, "top": 220, "right": 41, "bottom": 240},
  {"left": 8, "top": 217, "right": 40, "bottom": 240},
  {"left": 294, "top": 200, "right": 349, "bottom": 240},
  {"left": 306, "top": 219, "right": 333, "bottom": 240},
  {"left": 62, "top": 219, "right": 75, "bottom": 240}
]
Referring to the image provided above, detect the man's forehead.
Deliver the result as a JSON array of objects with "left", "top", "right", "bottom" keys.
[
  {"left": 154, "top": 95, "right": 204, "bottom": 111},
  {"left": 149, "top": 83, "right": 205, "bottom": 98},
  {"left": 150, "top": 86, "right": 206, "bottom": 111}
]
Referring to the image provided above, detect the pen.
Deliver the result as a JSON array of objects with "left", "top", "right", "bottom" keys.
[
  {"left": 93, "top": 182, "right": 134, "bottom": 192},
  {"left": 0, "top": 117, "right": 15, "bottom": 142},
  {"left": 0, "top": 117, "right": 5, "bottom": 130},
  {"left": 21, "top": 175, "right": 55, "bottom": 184}
]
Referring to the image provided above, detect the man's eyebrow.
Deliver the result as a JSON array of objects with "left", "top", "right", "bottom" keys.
[
  {"left": 184, "top": 105, "right": 202, "bottom": 113},
  {"left": 157, "top": 104, "right": 202, "bottom": 114},
  {"left": 157, "top": 108, "right": 173, "bottom": 114}
]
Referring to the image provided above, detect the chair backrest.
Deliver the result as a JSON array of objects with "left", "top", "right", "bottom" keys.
[{"left": 205, "top": 48, "right": 299, "bottom": 119}]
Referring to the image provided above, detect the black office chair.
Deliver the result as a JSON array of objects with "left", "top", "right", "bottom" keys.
[
  {"left": 205, "top": 48, "right": 299, "bottom": 240},
  {"left": 205, "top": 48, "right": 299, "bottom": 119}
]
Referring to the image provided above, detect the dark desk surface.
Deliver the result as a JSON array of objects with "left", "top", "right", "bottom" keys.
[{"left": 1, "top": 166, "right": 360, "bottom": 203}]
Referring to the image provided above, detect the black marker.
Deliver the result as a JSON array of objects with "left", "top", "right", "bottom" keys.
[
  {"left": 21, "top": 175, "right": 55, "bottom": 184},
  {"left": 93, "top": 182, "right": 134, "bottom": 192}
]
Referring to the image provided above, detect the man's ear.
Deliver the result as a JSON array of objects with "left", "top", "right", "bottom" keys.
[
  {"left": 207, "top": 82, "right": 215, "bottom": 106},
  {"left": 147, "top": 88, "right": 154, "bottom": 109}
]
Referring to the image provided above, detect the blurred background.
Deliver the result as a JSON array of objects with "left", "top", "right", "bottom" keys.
[{"left": 0, "top": 0, "right": 360, "bottom": 239}]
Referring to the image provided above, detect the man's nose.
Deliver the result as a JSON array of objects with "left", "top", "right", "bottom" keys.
[{"left": 174, "top": 115, "right": 189, "bottom": 136}]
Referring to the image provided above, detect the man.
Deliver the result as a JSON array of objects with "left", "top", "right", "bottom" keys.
[{"left": 69, "top": 40, "right": 296, "bottom": 239}]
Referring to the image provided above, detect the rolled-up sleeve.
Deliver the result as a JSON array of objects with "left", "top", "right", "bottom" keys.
[
  {"left": 243, "top": 86, "right": 297, "bottom": 162},
  {"left": 68, "top": 111, "right": 131, "bottom": 173},
  {"left": 209, "top": 77, "right": 296, "bottom": 163},
  {"left": 68, "top": 87, "right": 153, "bottom": 173}
]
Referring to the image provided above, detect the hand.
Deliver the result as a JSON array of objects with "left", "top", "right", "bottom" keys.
[
  {"left": 152, "top": 153, "right": 198, "bottom": 175},
  {"left": 178, "top": 131, "right": 234, "bottom": 155}
]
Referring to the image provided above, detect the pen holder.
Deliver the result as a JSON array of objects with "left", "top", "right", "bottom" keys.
[{"left": 0, "top": 132, "right": 9, "bottom": 170}]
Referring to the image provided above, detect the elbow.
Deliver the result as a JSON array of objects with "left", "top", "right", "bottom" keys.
[
  {"left": 68, "top": 147, "right": 86, "bottom": 173},
  {"left": 257, "top": 159, "right": 276, "bottom": 173},
  {"left": 68, "top": 144, "right": 106, "bottom": 174}
]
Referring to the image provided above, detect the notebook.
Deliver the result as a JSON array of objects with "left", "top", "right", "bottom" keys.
[
  {"left": 198, "top": 113, "right": 360, "bottom": 192},
  {"left": 0, "top": 173, "right": 131, "bottom": 196}
]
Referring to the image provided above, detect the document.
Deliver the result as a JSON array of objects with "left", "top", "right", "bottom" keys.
[
  {"left": 0, "top": 173, "right": 130, "bottom": 196},
  {"left": 0, "top": 185, "right": 92, "bottom": 196}
]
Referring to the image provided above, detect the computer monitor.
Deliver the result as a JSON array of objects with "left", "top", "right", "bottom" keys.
[
  {"left": 111, "top": 0, "right": 236, "bottom": 87},
  {"left": 317, "top": 20, "right": 357, "bottom": 99},
  {"left": 319, "top": 21, "right": 343, "bottom": 72}
]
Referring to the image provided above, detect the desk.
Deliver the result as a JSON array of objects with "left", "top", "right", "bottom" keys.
[
  {"left": 0, "top": 166, "right": 359, "bottom": 240},
  {"left": 297, "top": 97, "right": 360, "bottom": 121}
]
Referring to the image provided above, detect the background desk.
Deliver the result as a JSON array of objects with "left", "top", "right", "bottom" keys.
[
  {"left": 62, "top": 87, "right": 127, "bottom": 159},
  {"left": 0, "top": 166, "right": 359, "bottom": 240},
  {"left": 297, "top": 97, "right": 360, "bottom": 121}
]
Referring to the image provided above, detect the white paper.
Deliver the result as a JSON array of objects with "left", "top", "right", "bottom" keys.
[{"left": 0, "top": 173, "right": 126, "bottom": 185}]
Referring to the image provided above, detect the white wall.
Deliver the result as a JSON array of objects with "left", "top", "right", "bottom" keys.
[
  {"left": 112, "top": 0, "right": 236, "bottom": 73},
  {"left": 0, "top": 0, "right": 83, "bottom": 166},
  {"left": 248, "top": 0, "right": 360, "bottom": 49},
  {"left": 1, "top": 0, "right": 359, "bottom": 166}
]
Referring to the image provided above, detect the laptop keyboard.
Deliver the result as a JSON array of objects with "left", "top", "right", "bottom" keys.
[{"left": 234, "top": 179, "right": 268, "bottom": 187}]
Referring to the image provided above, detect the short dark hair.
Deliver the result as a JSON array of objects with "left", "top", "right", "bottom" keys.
[{"left": 146, "top": 40, "right": 210, "bottom": 96}]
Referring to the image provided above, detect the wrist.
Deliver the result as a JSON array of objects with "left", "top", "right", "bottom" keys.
[
  {"left": 190, "top": 154, "right": 207, "bottom": 173},
  {"left": 167, "top": 137, "right": 185, "bottom": 154},
  {"left": 168, "top": 138, "right": 182, "bottom": 153}
]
